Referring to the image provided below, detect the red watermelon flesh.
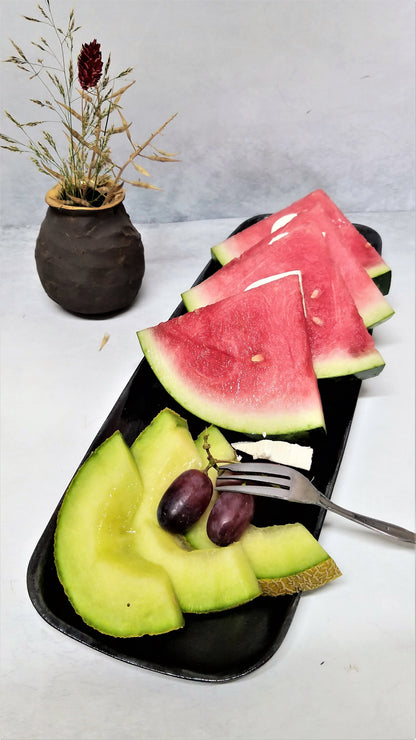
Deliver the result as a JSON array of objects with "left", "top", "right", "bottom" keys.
[
  {"left": 138, "top": 275, "right": 325, "bottom": 437},
  {"left": 308, "top": 190, "right": 390, "bottom": 284},
  {"left": 183, "top": 218, "right": 385, "bottom": 380},
  {"left": 212, "top": 189, "right": 391, "bottom": 288},
  {"left": 210, "top": 201, "right": 393, "bottom": 329}
]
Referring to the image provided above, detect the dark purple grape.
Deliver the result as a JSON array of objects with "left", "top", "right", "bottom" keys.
[
  {"left": 207, "top": 491, "right": 255, "bottom": 546},
  {"left": 157, "top": 469, "right": 213, "bottom": 534}
]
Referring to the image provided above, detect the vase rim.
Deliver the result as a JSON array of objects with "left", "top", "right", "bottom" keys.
[{"left": 45, "top": 182, "right": 125, "bottom": 211}]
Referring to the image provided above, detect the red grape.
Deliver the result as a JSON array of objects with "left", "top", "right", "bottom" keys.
[
  {"left": 157, "top": 469, "right": 213, "bottom": 534},
  {"left": 207, "top": 491, "right": 255, "bottom": 546}
]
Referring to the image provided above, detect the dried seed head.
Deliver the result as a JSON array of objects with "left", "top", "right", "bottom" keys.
[{"left": 77, "top": 39, "right": 103, "bottom": 90}]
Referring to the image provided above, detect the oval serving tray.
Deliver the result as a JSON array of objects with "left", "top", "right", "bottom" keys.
[{"left": 27, "top": 220, "right": 384, "bottom": 683}]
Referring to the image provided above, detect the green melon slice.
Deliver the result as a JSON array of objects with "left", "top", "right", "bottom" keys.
[
  {"left": 138, "top": 275, "right": 325, "bottom": 437},
  {"left": 240, "top": 523, "right": 341, "bottom": 595},
  {"left": 131, "top": 408, "right": 202, "bottom": 520},
  {"left": 54, "top": 432, "right": 184, "bottom": 637},
  {"left": 129, "top": 409, "right": 261, "bottom": 612},
  {"left": 187, "top": 428, "right": 341, "bottom": 594},
  {"left": 212, "top": 188, "right": 391, "bottom": 294},
  {"left": 183, "top": 218, "right": 385, "bottom": 380}
]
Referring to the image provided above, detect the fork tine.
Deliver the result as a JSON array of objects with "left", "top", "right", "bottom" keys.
[
  {"left": 213, "top": 484, "right": 295, "bottom": 501},
  {"left": 217, "top": 461, "right": 293, "bottom": 480},
  {"left": 216, "top": 472, "right": 291, "bottom": 488},
  {"left": 217, "top": 462, "right": 315, "bottom": 505}
]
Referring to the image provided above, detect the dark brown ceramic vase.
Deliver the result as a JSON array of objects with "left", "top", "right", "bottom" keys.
[{"left": 35, "top": 184, "right": 145, "bottom": 316}]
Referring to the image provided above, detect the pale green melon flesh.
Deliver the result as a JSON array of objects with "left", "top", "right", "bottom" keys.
[
  {"left": 134, "top": 523, "right": 261, "bottom": 613},
  {"left": 195, "top": 424, "right": 237, "bottom": 481},
  {"left": 240, "top": 523, "right": 333, "bottom": 578},
  {"left": 131, "top": 408, "right": 202, "bottom": 520},
  {"left": 130, "top": 410, "right": 261, "bottom": 612},
  {"left": 54, "top": 432, "right": 184, "bottom": 637}
]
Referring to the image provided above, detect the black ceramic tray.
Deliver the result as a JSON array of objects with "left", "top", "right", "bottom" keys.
[{"left": 27, "top": 219, "right": 383, "bottom": 683}]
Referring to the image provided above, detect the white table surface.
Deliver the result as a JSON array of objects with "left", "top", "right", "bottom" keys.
[{"left": 1, "top": 211, "right": 415, "bottom": 740}]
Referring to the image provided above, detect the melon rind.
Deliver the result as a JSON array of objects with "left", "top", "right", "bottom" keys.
[
  {"left": 259, "top": 558, "right": 342, "bottom": 596},
  {"left": 311, "top": 349, "right": 385, "bottom": 380},
  {"left": 212, "top": 239, "right": 240, "bottom": 266}
]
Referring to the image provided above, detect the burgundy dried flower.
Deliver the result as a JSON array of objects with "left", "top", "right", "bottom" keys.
[{"left": 77, "top": 40, "right": 103, "bottom": 90}]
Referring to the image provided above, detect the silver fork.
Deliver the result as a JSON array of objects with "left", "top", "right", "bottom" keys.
[{"left": 216, "top": 462, "right": 416, "bottom": 544}]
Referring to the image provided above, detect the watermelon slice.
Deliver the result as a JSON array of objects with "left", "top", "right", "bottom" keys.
[
  {"left": 138, "top": 275, "right": 325, "bottom": 437},
  {"left": 183, "top": 218, "right": 385, "bottom": 380},
  {"left": 211, "top": 189, "right": 391, "bottom": 294},
  {"left": 209, "top": 204, "right": 393, "bottom": 329}
]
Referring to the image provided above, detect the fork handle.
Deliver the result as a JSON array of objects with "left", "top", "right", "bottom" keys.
[{"left": 317, "top": 493, "right": 416, "bottom": 544}]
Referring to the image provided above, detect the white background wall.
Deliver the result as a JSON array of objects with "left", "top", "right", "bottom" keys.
[{"left": 0, "top": 0, "right": 414, "bottom": 226}]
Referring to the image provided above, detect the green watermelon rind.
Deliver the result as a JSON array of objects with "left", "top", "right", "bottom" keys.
[
  {"left": 372, "top": 271, "right": 392, "bottom": 296},
  {"left": 312, "top": 351, "right": 385, "bottom": 380},
  {"left": 366, "top": 263, "right": 390, "bottom": 280},
  {"left": 359, "top": 301, "right": 394, "bottom": 328},
  {"left": 137, "top": 329, "right": 325, "bottom": 437},
  {"left": 211, "top": 241, "right": 237, "bottom": 265}
]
